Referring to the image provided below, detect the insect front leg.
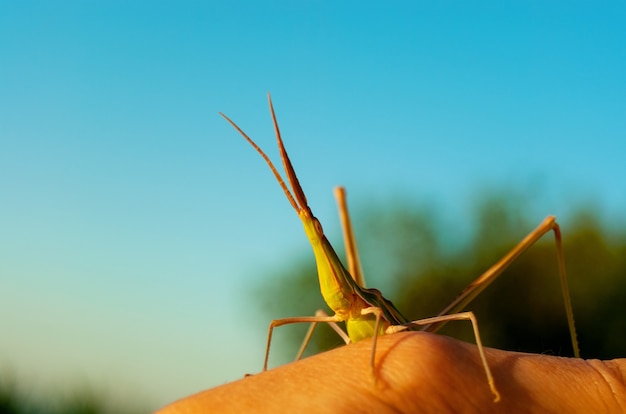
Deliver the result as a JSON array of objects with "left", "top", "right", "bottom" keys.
[
  {"left": 264, "top": 314, "right": 344, "bottom": 371},
  {"left": 388, "top": 311, "right": 501, "bottom": 402},
  {"left": 296, "top": 310, "right": 350, "bottom": 362}
]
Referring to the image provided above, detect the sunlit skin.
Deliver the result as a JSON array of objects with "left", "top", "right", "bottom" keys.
[{"left": 156, "top": 332, "right": 626, "bottom": 414}]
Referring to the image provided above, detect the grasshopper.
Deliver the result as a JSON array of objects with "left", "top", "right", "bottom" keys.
[{"left": 220, "top": 94, "right": 579, "bottom": 403}]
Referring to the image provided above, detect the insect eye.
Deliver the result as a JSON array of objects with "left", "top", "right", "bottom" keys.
[{"left": 313, "top": 218, "right": 324, "bottom": 235}]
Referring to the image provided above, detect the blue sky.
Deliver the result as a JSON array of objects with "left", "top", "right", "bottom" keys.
[{"left": 1, "top": 1, "right": 625, "bottom": 409}]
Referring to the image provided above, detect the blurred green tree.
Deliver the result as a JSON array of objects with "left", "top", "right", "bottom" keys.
[
  {"left": 253, "top": 190, "right": 626, "bottom": 364},
  {"left": 0, "top": 374, "right": 149, "bottom": 414}
]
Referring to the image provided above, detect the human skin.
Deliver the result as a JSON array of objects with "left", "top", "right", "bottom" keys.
[{"left": 156, "top": 332, "right": 626, "bottom": 413}]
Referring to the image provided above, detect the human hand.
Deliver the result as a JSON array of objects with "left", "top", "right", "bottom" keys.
[{"left": 156, "top": 332, "right": 625, "bottom": 413}]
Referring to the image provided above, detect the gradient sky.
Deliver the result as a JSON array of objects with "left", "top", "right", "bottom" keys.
[{"left": 1, "top": 1, "right": 625, "bottom": 410}]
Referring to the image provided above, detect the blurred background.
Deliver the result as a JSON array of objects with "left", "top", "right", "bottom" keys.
[{"left": 1, "top": 2, "right": 625, "bottom": 412}]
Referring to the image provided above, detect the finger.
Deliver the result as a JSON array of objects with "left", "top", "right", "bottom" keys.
[{"left": 157, "top": 332, "right": 625, "bottom": 413}]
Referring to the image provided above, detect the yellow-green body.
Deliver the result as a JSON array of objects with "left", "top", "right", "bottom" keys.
[
  {"left": 299, "top": 208, "right": 407, "bottom": 342},
  {"left": 220, "top": 97, "right": 410, "bottom": 345}
]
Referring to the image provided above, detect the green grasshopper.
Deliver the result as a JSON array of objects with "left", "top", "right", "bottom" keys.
[{"left": 220, "top": 94, "right": 580, "bottom": 403}]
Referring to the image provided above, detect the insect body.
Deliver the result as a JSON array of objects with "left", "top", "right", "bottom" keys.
[{"left": 221, "top": 94, "right": 580, "bottom": 403}]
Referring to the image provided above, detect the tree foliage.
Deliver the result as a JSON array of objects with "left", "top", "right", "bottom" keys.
[{"left": 254, "top": 191, "right": 626, "bottom": 362}]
